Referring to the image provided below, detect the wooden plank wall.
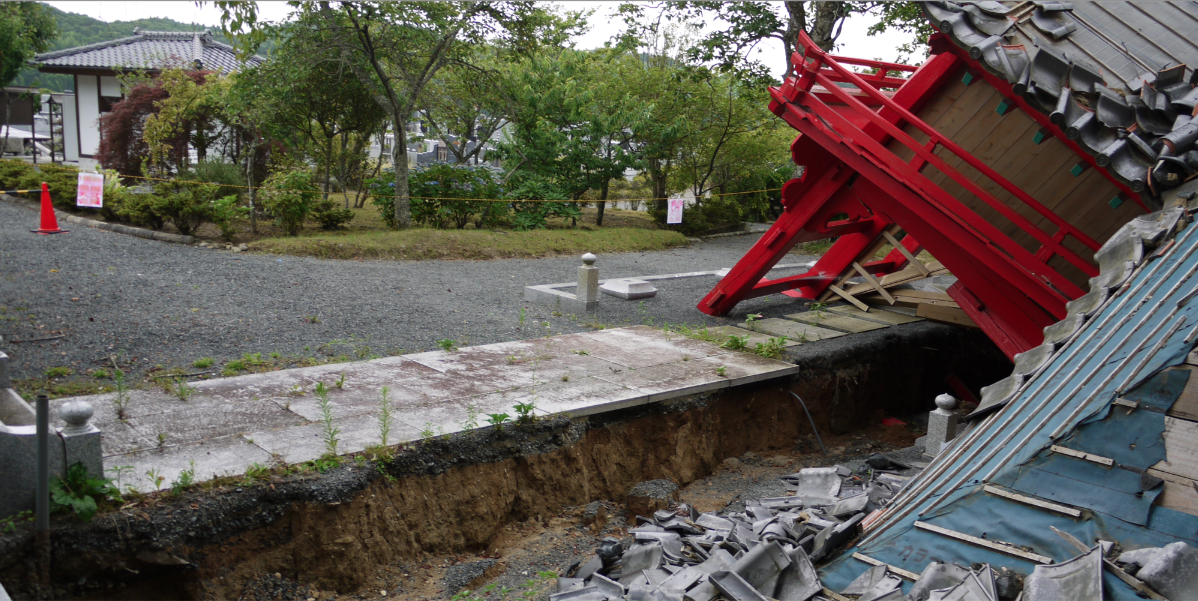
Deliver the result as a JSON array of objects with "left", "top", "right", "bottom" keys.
[
  {"left": 1148, "top": 363, "right": 1198, "bottom": 517},
  {"left": 879, "top": 70, "right": 1146, "bottom": 289}
]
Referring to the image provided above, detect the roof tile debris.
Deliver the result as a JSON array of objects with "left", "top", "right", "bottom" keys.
[{"left": 31, "top": 28, "right": 262, "bottom": 74}]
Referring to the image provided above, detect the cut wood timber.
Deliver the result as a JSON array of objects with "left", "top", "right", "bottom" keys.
[
  {"left": 784, "top": 311, "right": 888, "bottom": 333},
  {"left": 883, "top": 230, "right": 930, "bottom": 275},
  {"left": 1167, "top": 365, "right": 1198, "bottom": 422},
  {"left": 827, "top": 305, "right": 925, "bottom": 325},
  {"left": 852, "top": 261, "right": 897, "bottom": 304},
  {"left": 828, "top": 285, "right": 872, "bottom": 311},
  {"left": 842, "top": 262, "right": 950, "bottom": 296},
  {"left": 982, "top": 485, "right": 1081, "bottom": 517},
  {"left": 1050, "top": 444, "right": 1115, "bottom": 466},
  {"left": 851, "top": 553, "right": 921, "bottom": 581},
  {"left": 914, "top": 521, "right": 1053, "bottom": 563},
  {"left": 916, "top": 303, "right": 978, "bottom": 328}
]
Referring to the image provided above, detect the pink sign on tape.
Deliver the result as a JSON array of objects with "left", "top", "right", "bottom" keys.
[
  {"left": 667, "top": 198, "right": 683, "bottom": 224},
  {"left": 76, "top": 172, "right": 104, "bottom": 208}
]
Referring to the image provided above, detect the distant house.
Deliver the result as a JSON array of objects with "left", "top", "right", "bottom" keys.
[{"left": 29, "top": 28, "right": 262, "bottom": 169}]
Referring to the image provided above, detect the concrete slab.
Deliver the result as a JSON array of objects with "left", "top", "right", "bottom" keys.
[
  {"left": 247, "top": 414, "right": 422, "bottom": 465},
  {"left": 826, "top": 305, "right": 924, "bottom": 325},
  {"left": 596, "top": 360, "right": 730, "bottom": 402},
  {"left": 475, "top": 377, "right": 644, "bottom": 418},
  {"left": 281, "top": 382, "right": 430, "bottom": 422},
  {"left": 124, "top": 399, "right": 303, "bottom": 449},
  {"left": 783, "top": 311, "right": 889, "bottom": 333},
  {"left": 703, "top": 326, "right": 801, "bottom": 348},
  {"left": 743, "top": 318, "right": 848, "bottom": 343},
  {"left": 693, "top": 353, "right": 800, "bottom": 386},
  {"left": 45, "top": 326, "right": 800, "bottom": 490},
  {"left": 118, "top": 435, "right": 274, "bottom": 493}
]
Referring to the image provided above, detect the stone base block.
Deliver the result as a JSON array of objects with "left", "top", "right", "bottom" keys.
[
  {"left": 600, "top": 279, "right": 658, "bottom": 300},
  {"left": 523, "top": 285, "right": 598, "bottom": 312}
]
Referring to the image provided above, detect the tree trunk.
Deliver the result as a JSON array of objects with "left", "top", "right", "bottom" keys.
[
  {"left": 246, "top": 142, "right": 257, "bottom": 234},
  {"left": 648, "top": 158, "right": 669, "bottom": 213},
  {"left": 323, "top": 136, "right": 333, "bottom": 204},
  {"left": 597, "top": 179, "right": 609, "bottom": 226},
  {"left": 392, "top": 118, "right": 412, "bottom": 229}
]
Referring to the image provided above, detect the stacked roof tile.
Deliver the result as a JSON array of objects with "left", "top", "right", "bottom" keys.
[{"left": 925, "top": 1, "right": 1198, "bottom": 199}]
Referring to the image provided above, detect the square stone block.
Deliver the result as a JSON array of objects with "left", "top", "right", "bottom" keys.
[{"left": 600, "top": 279, "right": 658, "bottom": 300}]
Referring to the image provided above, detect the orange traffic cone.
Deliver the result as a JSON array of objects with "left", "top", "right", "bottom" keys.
[{"left": 31, "top": 182, "right": 67, "bottom": 235}]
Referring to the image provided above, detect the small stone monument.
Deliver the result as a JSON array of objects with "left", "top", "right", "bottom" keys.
[
  {"left": 578, "top": 253, "right": 599, "bottom": 304},
  {"left": 600, "top": 278, "right": 658, "bottom": 300},
  {"left": 924, "top": 393, "right": 959, "bottom": 459},
  {"left": 59, "top": 399, "right": 103, "bottom": 478}
]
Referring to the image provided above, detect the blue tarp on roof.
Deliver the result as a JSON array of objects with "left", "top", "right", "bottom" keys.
[{"left": 817, "top": 204, "right": 1198, "bottom": 598}]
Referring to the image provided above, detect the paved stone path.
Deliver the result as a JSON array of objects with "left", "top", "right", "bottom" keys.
[{"left": 51, "top": 326, "right": 797, "bottom": 492}]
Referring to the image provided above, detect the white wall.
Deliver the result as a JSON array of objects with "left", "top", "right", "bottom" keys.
[
  {"left": 62, "top": 93, "right": 78, "bottom": 162},
  {"left": 99, "top": 76, "right": 120, "bottom": 97},
  {"left": 75, "top": 75, "right": 100, "bottom": 157}
]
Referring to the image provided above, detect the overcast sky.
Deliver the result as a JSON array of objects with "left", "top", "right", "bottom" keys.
[{"left": 43, "top": 1, "right": 916, "bottom": 78}]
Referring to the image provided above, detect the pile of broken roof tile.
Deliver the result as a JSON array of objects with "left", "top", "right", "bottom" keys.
[{"left": 552, "top": 464, "right": 912, "bottom": 601}]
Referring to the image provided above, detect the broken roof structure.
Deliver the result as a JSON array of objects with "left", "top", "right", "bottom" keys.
[{"left": 699, "top": 0, "right": 1198, "bottom": 361}]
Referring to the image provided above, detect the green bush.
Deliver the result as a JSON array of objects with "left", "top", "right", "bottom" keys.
[
  {"left": 656, "top": 195, "right": 745, "bottom": 236},
  {"left": 50, "top": 462, "right": 118, "bottom": 523},
  {"left": 261, "top": 170, "right": 318, "bottom": 235},
  {"left": 211, "top": 194, "right": 249, "bottom": 241},
  {"left": 502, "top": 177, "right": 572, "bottom": 231},
  {"left": 184, "top": 159, "right": 246, "bottom": 201},
  {"left": 311, "top": 198, "right": 355, "bottom": 230},
  {"left": 153, "top": 180, "right": 220, "bottom": 236},
  {"left": 15, "top": 164, "right": 79, "bottom": 209},
  {"left": 112, "top": 190, "right": 165, "bottom": 230},
  {"left": 0, "top": 160, "right": 35, "bottom": 190},
  {"left": 368, "top": 164, "right": 502, "bottom": 229}
]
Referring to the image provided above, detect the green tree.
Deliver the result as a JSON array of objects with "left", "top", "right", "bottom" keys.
[
  {"left": 0, "top": 2, "right": 56, "bottom": 152},
  {"left": 416, "top": 49, "right": 510, "bottom": 166},
  {"left": 243, "top": 23, "right": 387, "bottom": 207},
  {"left": 217, "top": 2, "right": 577, "bottom": 229}
]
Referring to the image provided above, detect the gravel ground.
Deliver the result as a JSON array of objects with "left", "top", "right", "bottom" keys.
[{"left": 0, "top": 197, "right": 818, "bottom": 384}]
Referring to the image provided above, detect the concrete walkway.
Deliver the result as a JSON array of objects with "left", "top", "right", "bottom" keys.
[{"left": 52, "top": 326, "right": 798, "bottom": 492}]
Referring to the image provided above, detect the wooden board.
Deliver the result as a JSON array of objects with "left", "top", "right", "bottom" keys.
[
  {"left": 783, "top": 311, "right": 889, "bottom": 333},
  {"left": 916, "top": 303, "right": 978, "bottom": 328},
  {"left": 1166, "top": 365, "right": 1198, "bottom": 422},
  {"left": 1150, "top": 416, "right": 1198, "bottom": 481},
  {"left": 745, "top": 318, "right": 848, "bottom": 343},
  {"left": 827, "top": 305, "right": 925, "bottom": 325},
  {"left": 1147, "top": 469, "right": 1198, "bottom": 517},
  {"left": 862, "top": 293, "right": 961, "bottom": 310},
  {"left": 841, "top": 262, "right": 949, "bottom": 296}
]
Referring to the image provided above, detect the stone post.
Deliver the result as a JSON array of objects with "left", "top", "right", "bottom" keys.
[
  {"left": 58, "top": 399, "right": 103, "bottom": 478},
  {"left": 925, "top": 393, "right": 959, "bottom": 457},
  {"left": 578, "top": 253, "right": 599, "bottom": 303},
  {"left": 0, "top": 350, "right": 10, "bottom": 390}
]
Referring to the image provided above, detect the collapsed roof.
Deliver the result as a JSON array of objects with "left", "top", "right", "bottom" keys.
[{"left": 925, "top": 1, "right": 1198, "bottom": 199}]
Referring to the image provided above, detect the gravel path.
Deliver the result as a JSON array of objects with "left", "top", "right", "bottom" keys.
[{"left": 0, "top": 198, "right": 817, "bottom": 383}]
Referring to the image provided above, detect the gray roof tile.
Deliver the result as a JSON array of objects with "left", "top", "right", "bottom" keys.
[{"left": 31, "top": 28, "right": 262, "bottom": 73}]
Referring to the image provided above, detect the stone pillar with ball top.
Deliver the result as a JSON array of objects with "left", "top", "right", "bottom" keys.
[
  {"left": 58, "top": 399, "right": 103, "bottom": 478},
  {"left": 923, "top": 393, "right": 959, "bottom": 459},
  {"left": 578, "top": 253, "right": 600, "bottom": 310}
]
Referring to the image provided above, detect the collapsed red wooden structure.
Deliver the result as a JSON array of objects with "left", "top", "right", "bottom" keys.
[{"left": 698, "top": 32, "right": 1151, "bottom": 359}]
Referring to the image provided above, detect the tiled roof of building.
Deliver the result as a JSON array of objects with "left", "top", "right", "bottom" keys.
[
  {"left": 924, "top": 1, "right": 1198, "bottom": 197},
  {"left": 31, "top": 28, "right": 262, "bottom": 74}
]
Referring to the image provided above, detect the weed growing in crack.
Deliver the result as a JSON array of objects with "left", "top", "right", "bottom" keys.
[
  {"left": 335, "top": 372, "right": 347, "bottom": 389},
  {"left": 378, "top": 386, "right": 393, "bottom": 446},
  {"left": 170, "top": 460, "right": 196, "bottom": 497},
  {"left": 744, "top": 313, "right": 763, "bottom": 331},
  {"left": 754, "top": 336, "right": 789, "bottom": 360},
  {"left": 462, "top": 404, "right": 481, "bottom": 431},
  {"left": 112, "top": 369, "right": 130, "bottom": 419},
  {"left": 487, "top": 413, "right": 511, "bottom": 430},
  {"left": 420, "top": 422, "right": 436, "bottom": 439},
  {"left": 315, "top": 382, "right": 339, "bottom": 455},
  {"left": 721, "top": 334, "right": 750, "bottom": 351},
  {"left": 518, "top": 306, "right": 527, "bottom": 329},
  {"left": 172, "top": 376, "right": 195, "bottom": 401},
  {"left": 514, "top": 402, "right": 536, "bottom": 425},
  {"left": 436, "top": 338, "right": 458, "bottom": 352},
  {"left": 193, "top": 357, "right": 214, "bottom": 369},
  {"left": 106, "top": 465, "right": 133, "bottom": 491},
  {"left": 716, "top": 366, "right": 728, "bottom": 377},
  {"left": 145, "top": 468, "right": 164, "bottom": 491},
  {"left": 156, "top": 432, "right": 168, "bottom": 448}
]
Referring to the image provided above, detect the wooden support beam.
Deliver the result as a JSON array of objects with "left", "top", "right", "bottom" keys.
[
  {"left": 915, "top": 521, "right": 1053, "bottom": 564},
  {"left": 853, "top": 261, "right": 896, "bottom": 304},
  {"left": 983, "top": 485, "right": 1082, "bottom": 517},
  {"left": 828, "top": 285, "right": 872, "bottom": 312},
  {"left": 883, "top": 230, "right": 930, "bottom": 275},
  {"left": 1050, "top": 445, "right": 1114, "bottom": 466},
  {"left": 852, "top": 553, "right": 921, "bottom": 581}
]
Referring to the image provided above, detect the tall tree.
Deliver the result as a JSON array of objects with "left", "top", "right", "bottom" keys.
[
  {"left": 0, "top": 2, "right": 56, "bottom": 153},
  {"left": 217, "top": 2, "right": 576, "bottom": 229}
]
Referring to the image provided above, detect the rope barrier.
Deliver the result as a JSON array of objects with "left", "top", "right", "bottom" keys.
[{"left": 0, "top": 158, "right": 782, "bottom": 203}]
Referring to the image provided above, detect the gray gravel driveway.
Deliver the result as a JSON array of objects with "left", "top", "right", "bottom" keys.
[{"left": 0, "top": 198, "right": 815, "bottom": 383}]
